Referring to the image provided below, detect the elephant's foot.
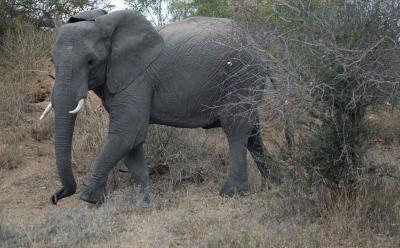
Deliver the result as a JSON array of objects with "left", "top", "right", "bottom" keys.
[
  {"left": 136, "top": 190, "right": 151, "bottom": 207},
  {"left": 134, "top": 184, "right": 151, "bottom": 207},
  {"left": 51, "top": 186, "right": 76, "bottom": 205},
  {"left": 219, "top": 180, "right": 249, "bottom": 197},
  {"left": 80, "top": 183, "right": 106, "bottom": 204}
]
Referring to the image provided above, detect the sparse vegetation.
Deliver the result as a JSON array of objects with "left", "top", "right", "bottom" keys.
[
  {"left": 0, "top": 0, "right": 113, "bottom": 34},
  {"left": 144, "top": 126, "right": 228, "bottom": 187},
  {"left": 0, "top": 20, "right": 53, "bottom": 124},
  {"left": 0, "top": 131, "right": 23, "bottom": 169},
  {"left": 0, "top": 20, "right": 53, "bottom": 170},
  {"left": 31, "top": 115, "right": 53, "bottom": 142},
  {"left": 281, "top": 0, "right": 400, "bottom": 186}
]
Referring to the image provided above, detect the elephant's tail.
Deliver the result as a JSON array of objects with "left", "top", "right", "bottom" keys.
[{"left": 266, "top": 66, "right": 294, "bottom": 152}]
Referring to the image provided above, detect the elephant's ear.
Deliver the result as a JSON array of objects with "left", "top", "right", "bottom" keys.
[
  {"left": 95, "top": 10, "right": 164, "bottom": 94},
  {"left": 68, "top": 9, "right": 108, "bottom": 23}
]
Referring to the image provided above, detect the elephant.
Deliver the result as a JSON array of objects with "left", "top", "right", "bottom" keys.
[{"left": 40, "top": 9, "right": 273, "bottom": 205}]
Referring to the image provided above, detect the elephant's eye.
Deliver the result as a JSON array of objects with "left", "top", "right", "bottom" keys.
[{"left": 88, "top": 60, "right": 94, "bottom": 65}]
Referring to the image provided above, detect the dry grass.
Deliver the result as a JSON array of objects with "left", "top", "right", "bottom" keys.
[
  {"left": 31, "top": 115, "right": 53, "bottom": 142},
  {"left": 145, "top": 126, "right": 229, "bottom": 189},
  {"left": 0, "top": 21, "right": 54, "bottom": 170},
  {"left": 0, "top": 20, "right": 53, "bottom": 125},
  {"left": 0, "top": 123, "right": 26, "bottom": 169},
  {"left": 2, "top": 177, "right": 399, "bottom": 248},
  {"left": 367, "top": 107, "right": 400, "bottom": 145}
]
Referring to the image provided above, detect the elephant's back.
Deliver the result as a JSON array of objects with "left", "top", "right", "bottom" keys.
[
  {"left": 154, "top": 17, "right": 243, "bottom": 93},
  {"left": 156, "top": 17, "right": 255, "bottom": 80},
  {"left": 158, "top": 17, "right": 249, "bottom": 52}
]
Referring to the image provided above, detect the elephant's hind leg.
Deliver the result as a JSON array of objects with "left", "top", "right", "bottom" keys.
[
  {"left": 248, "top": 125, "right": 281, "bottom": 185},
  {"left": 219, "top": 118, "right": 253, "bottom": 196},
  {"left": 122, "top": 144, "right": 151, "bottom": 204}
]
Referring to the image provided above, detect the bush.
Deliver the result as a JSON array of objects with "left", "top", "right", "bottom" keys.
[
  {"left": 264, "top": 0, "right": 400, "bottom": 186},
  {"left": 0, "top": 1, "right": 112, "bottom": 35}
]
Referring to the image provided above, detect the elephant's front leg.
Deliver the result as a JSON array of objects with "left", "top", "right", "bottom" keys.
[
  {"left": 123, "top": 144, "right": 151, "bottom": 205},
  {"left": 80, "top": 84, "right": 151, "bottom": 204},
  {"left": 80, "top": 132, "right": 137, "bottom": 204}
]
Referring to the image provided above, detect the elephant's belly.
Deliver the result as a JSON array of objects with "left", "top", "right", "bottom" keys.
[
  {"left": 149, "top": 104, "right": 219, "bottom": 128},
  {"left": 149, "top": 85, "right": 220, "bottom": 129}
]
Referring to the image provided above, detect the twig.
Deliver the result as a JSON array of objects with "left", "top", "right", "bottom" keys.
[{"left": 346, "top": 37, "right": 389, "bottom": 68}]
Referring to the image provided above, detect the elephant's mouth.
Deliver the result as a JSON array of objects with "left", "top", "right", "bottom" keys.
[{"left": 40, "top": 98, "right": 85, "bottom": 120}]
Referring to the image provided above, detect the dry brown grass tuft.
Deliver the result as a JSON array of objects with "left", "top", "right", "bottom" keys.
[
  {"left": 367, "top": 107, "right": 400, "bottom": 145},
  {"left": 0, "top": 141, "right": 23, "bottom": 170},
  {"left": 283, "top": 177, "right": 400, "bottom": 233},
  {"left": 0, "top": 126, "right": 25, "bottom": 169},
  {"left": 31, "top": 115, "right": 53, "bottom": 142}
]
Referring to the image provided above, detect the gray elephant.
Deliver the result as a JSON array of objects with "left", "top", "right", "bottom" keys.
[{"left": 40, "top": 9, "right": 273, "bottom": 204}]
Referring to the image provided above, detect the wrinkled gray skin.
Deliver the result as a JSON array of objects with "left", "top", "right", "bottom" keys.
[{"left": 50, "top": 9, "right": 272, "bottom": 205}]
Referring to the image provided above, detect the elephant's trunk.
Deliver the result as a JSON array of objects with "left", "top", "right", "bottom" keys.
[
  {"left": 52, "top": 92, "right": 77, "bottom": 204},
  {"left": 50, "top": 73, "right": 87, "bottom": 204}
]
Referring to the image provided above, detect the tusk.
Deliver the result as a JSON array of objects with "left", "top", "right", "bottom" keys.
[
  {"left": 69, "top": 99, "right": 85, "bottom": 114},
  {"left": 40, "top": 103, "right": 52, "bottom": 120}
]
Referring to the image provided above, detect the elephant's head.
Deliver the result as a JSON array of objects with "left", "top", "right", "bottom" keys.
[{"left": 42, "top": 9, "right": 163, "bottom": 204}]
